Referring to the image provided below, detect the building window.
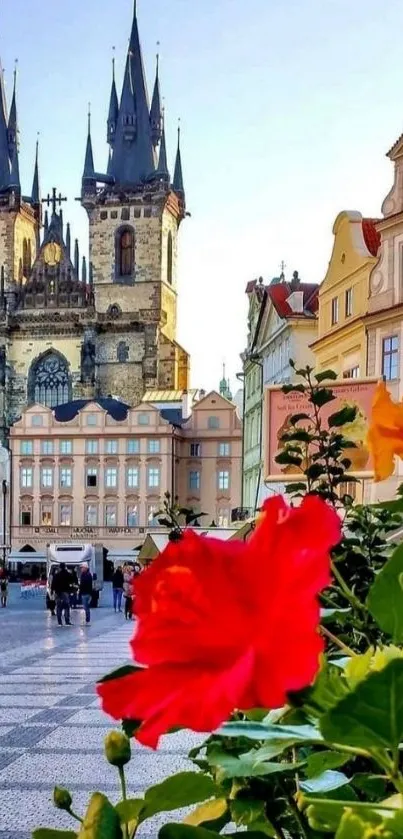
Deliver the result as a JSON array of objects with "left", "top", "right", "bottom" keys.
[
  {"left": 138, "top": 413, "right": 150, "bottom": 426},
  {"left": 86, "top": 468, "right": 98, "bottom": 488},
  {"left": 41, "top": 503, "right": 52, "bottom": 526},
  {"left": 189, "top": 471, "right": 201, "bottom": 491},
  {"left": 85, "top": 504, "right": 98, "bottom": 526},
  {"left": 208, "top": 416, "right": 220, "bottom": 430},
  {"left": 343, "top": 367, "right": 360, "bottom": 379},
  {"left": 382, "top": 336, "right": 399, "bottom": 381},
  {"left": 218, "top": 470, "right": 230, "bottom": 491},
  {"left": 345, "top": 288, "right": 353, "bottom": 318},
  {"left": 105, "top": 504, "right": 117, "bottom": 527},
  {"left": 60, "top": 467, "right": 72, "bottom": 489},
  {"left": 86, "top": 414, "right": 97, "bottom": 426},
  {"left": 218, "top": 442, "right": 231, "bottom": 457},
  {"left": 41, "top": 467, "right": 53, "bottom": 488},
  {"left": 167, "top": 232, "right": 173, "bottom": 285},
  {"left": 127, "top": 505, "right": 138, "bottom": 527},
  {"left": 338, "top": 481, "right": 358, "bottom": 502},
  {"left": 116, "top": 226, "right": 135, "bottom": 278},
  {"left": 41, "top": 440, "right": 54, "bottom": 455},
  {"left": 117, "top": 342, "right": 129, "bottom": 363},
  {"left": 148, "top": 467, "right": 160, "bottom": 488},
  {"left": 127, "top": 467, "right": 139, "bottom": 489},
  {"left": 190, "top": 443, "right": 201, "bottom": 457},
  {"left": 148, "top": 504, "right": 160, "bottom": 525},
  {"left": 21, "top": 440, "right": 33, "bottom": 455},
  {"left": 28, "top": 351, "right": 71, "bottom": 409},
  {"left": 148, "top": 439, "right": 160, "bottom": 454},
  {"left": 127, "top": 439, "right": 140, "bottom": 454},
  {"left": 331, "top": 297, "right": 339, "bottom": 325},
  {"left": 106, "top": 439, "right": 118, "bottom": 455},
  {"left": 60, "top": 504, "right": 72, "bottom": 526},
  {"left": 105, "top": 467, "right": 118, "bottom": 488},
  {"left": 20, "top": 504, "right": 32, "bottom": 526},
  {"left": 86, "top": 440, "right": 98, "bottom": 455},
  {"left": 60, "top": 440, "right": 73, "bottom": 455},
  {"left": 218, "top": 508, "right": 230, "bottom": 527},
  {"left": 21, "top": 467, "right": 33, "bottom": 489}
]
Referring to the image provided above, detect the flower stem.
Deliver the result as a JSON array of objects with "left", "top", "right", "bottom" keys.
[
  {"left": 119, "top": 766, "right": 129, "bottom": 839},
  {"left": 331, "top": 561, "right": 366, "bottom": 614},
  {"left": 67, "top": 808, "right": 83, "bottom": 824},
  {"left": 320, "top": 625, "right": 357, "bottom": 657}
]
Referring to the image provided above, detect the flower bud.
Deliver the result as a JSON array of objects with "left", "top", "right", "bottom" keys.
[
  {"left": 104, "top": 730, "right": 131, "bottom": 768},
  {"left": 53, "top": 786, "right": 73, "bottom": 811}
]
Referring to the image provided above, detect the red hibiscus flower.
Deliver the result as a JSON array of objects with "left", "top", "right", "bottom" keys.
[{"left": 98, "top": 495, "right": 341, "bottom": 748}]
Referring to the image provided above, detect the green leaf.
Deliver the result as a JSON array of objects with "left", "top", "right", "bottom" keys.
[
  {"left": 275, "top": 451, "right": 303, "bottom": 467},
  {"left": 282, "top": 384, "right": 306, "bottom": 394},
  {"left": 33, "top": 832, "right": 77, "bottom": 839},
  {"left": 207, "top": 750, "right": 304, "bottom": 779},
  {"left": 291, "top": 662, "right": 349, "bottom": 718},
  {"left": 315, "top": 370, "right": 338, "bottom": 383},
  {"left": 218, "top": 721, "right": 322, "bottom": 745},
  {"left": 77, "top": 793, "right": 122, "bottom": 838},
  {"left": 290, "top": 413, "right": 312, "bottom": 425},
  {"left": 328, "top": 406, "right": 357, "bottom": 428},
  {"left": 306, "top": 751, "right": 350, "bottom": 778},
  {"left": 352, "top": 774, "right": 387, "bottom": 800},
  {"left": 367, "top": 544, "right": 403, "bottom": 642},
  {"left": 304, "top": 799, "right": 400, "bottom": 834},
  {"left": 300, "top": 771, "right": 350, "bottom": 795},
  {"left": 284, "top": 482, "right": 307, "bottom": 494},
  {"left": 160, "top": 827, "right": 270, "bottom": 839},
  {"left": 336, "top": 811, "right": 377, "bottom": 839},
  {"left": 310, "top": 389, "right": 336, "bottom": 407},
  {"left": 140, "top": 773, "right": 217, "bottom": 822},
  {"left": 320, "top": 659, "right": 403, "bottom": 752},
  {"left": 282, "top": 429, "right": 312, "bottom": 443},
  {"left": 98, "top": 665, "right": 142, "bottom": 685},
  {"left": 115, "top": 799, "right": 144, "bottom": 826},
  {"left": 305, "top": 463, "right": 326, "bottom": 481},
  {"left": 230, "top": 799, "right": 267, "bottom": 829},
  {"left": 184, "top": 799, "right": 228, "bottom": 826}
]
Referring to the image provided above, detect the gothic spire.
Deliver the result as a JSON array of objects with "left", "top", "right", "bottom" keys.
[
  {"left": 8, "top": 61, "right": 19, "bottom": 160},
  {"left": 0, "top": 59, "right": 10, "bottom": 191},
  {"left": 107, "top": 50, "right": 119, "bottom": 146},
  {"left": 173, "top": 122, "right": 185, "bottom": 201},
  {"left": 150, "top": 49, "right": 162, "bottom": 148},
  {"left": 110, "top": 1, "right": 156, "bottom": 187},
  {"left": 31, "top": 137, "right": 40, "bottom": 205},
  {"left": 155, "top": 110, "right": 169, "bottom": 182},
  {"left": 9, "top": 141, "right": 20, "bottom": 191},
  {"left": 83, "top": 105, "right": 95, "bottom": 179}
]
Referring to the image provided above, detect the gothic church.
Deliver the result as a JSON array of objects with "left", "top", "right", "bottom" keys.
[{"left": 0, "top": 2, "right": 190, "bottom": 437}]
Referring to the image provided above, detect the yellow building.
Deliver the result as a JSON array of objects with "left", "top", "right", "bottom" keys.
[{"left": 312, "top": 211, "right": 380, "bottom": 378}]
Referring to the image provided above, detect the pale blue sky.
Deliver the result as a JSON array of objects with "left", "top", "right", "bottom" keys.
[{"left": 1, "top": 0, "right": 402, "bottom": 392}]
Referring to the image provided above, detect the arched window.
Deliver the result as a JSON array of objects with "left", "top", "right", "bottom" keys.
[
  {"left": 23, "top": 239, "right": 29, "bottom": 277},
  {"left": 167, "top": 232, "right": 173, "bottom": 285},
  {"left": 116, "top": 226, "right": 135, "bottom": 279},
  {"left": 28, "top": 351, "right": 71, "bottom": 409},
  {"left": 117, "top": 342, "right": 129, "bottom": 363}
]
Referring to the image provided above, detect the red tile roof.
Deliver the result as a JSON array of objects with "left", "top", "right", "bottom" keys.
[
  {"left": 268, "top": 282, "right": 319, "bottom": 319},
  {"left": 362, "top": 218, "right": 381, "bottom": 257}
]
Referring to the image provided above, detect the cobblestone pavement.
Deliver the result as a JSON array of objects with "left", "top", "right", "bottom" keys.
[{"left": 0, "top": 585, "right": 201, "bottom": 839}]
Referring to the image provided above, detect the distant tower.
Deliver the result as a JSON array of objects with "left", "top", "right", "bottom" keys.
[{"left": 219, "top": 364, "right": 233, "bottom": 401}]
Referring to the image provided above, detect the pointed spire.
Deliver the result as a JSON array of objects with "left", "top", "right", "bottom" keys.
[
  {"left": 8, "top": 60, "right": 19, "bottom": 159},
  {"left": 66, "top": 223, "right": 71, "bottom": 259},
  {"left": 82, "top": 256, "right": 87, "bottom": 285},
  {"left": 44, "top": 210, "right": 49, "bottom": 235},
  {"left": 110, "top": 1, "right": 156, "bottom": 187},
  {"left": 83, "top": 104, "right": 95, "bottom": 179},
  {"left": 107, "top": 48, "right": 119, "bottom": 146},
  {"left": 74, "top": 239, "right": 79, "bottom": 277},
  {"left": 8, "top": 142, "right": 20, "bottom": 191},
  {"left": 59, "top": 209, "right": 64, "bottom": 242},
  {"left": 107, "top": 146, "right": 113, "bottom": 176},
  {"left": 150, "top": 47, "right": 162, "bottom": 148},
  {"left": 155, "top": 109, "right": 169, "bottom": 181},
  {"left": 173, "top": 121, "right": 185, "bottom": 200},
  {"left": 31, "top": 136, "right": 40, "bottom": 205},
  {"left": 0, "top": 59, "right": 10, "bottom": 191}
]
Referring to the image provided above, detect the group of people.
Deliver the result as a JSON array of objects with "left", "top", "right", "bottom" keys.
[
  {"left": 49, "top": 562, "right": 94, "bottom": 627},
  {"left": 112, "top": 564, "right": 139, "bottom": 620}
]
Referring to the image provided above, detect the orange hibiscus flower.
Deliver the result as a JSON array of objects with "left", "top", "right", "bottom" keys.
[
  {"left": 98, "top": 495, "right": 341, "bottom": 748},
  {"left": 367, "top": 381, "right": 403, "bottom": 482}
]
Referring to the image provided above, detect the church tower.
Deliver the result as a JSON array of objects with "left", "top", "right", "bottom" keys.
[{"left": 81, "top": 2, "right": 190, "bottom": 404}]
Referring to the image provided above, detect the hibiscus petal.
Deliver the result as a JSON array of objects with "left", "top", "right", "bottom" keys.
[{"left": 367, "top": 381, "right": 403, "bottom": 481}]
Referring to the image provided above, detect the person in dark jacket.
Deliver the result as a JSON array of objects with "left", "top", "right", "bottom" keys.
[
  {"left": 112, "top": 566, "right": 124, "bottom": 612},
  {"left": 79, "top": 564, "right": 93, "bottom": 626},
  {"left": 51, "top": 563, "right": 72, "bottom": 626}
]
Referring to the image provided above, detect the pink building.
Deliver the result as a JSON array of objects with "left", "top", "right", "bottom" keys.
[{"left": 9, "top": 392, "right": 242, "bottom": 556}]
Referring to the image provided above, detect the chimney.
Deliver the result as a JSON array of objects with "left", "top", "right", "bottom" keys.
[{"left": 182, "top": 390, "right": 191, "bottom": 420}]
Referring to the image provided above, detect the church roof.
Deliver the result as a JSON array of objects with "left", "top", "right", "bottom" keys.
[
  {"left": 362, "top": 218, "right": 381, "bottom": 257},
  {"left": 268, "top": 281, "right": 319, "bottom": 319},
  {"left": 54, "top": 398, "right": 130, "bottom": 423},
  {"left": 0, "top": 59, "right": 10, "bottom": 191}
]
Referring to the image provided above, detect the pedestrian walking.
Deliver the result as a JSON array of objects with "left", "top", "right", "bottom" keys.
[
  {"left": 0, "top": 570, "right": 8, "bottom": 608},
  {"left": 112, "top": 566, "right": 124, "bottom": 612},
  {"left": 123, "top": 567, "right": 134, "bottom": 620},
  {"left": 70, "top": 568, "right": 79, "bottom": 609},
  {"left": 79, "top": 563, "right": 93, "bottom": 626},
  {"left": 51, "top": 563, "right": 72, "bottom": 627}
]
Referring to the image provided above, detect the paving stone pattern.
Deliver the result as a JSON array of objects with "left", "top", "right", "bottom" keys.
[{"left": 0, "top": 585, "right": 202, "bottom": 839}]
